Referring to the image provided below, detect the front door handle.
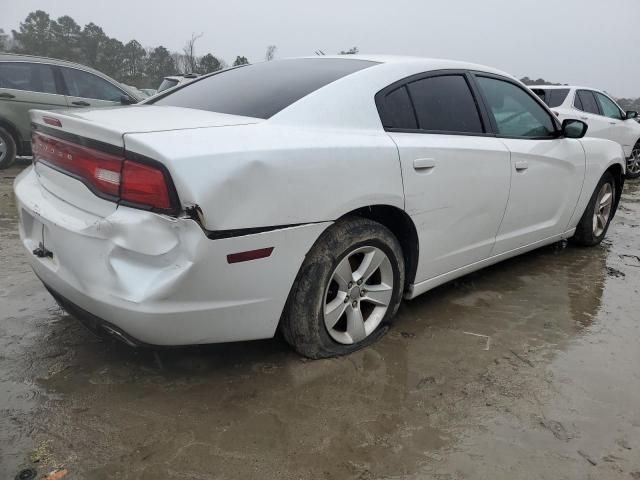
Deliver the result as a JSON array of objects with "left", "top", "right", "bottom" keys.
[
  {"left": 71, "top": 101, "right": 91, "bottom": 106},
  {"left": 580, "top": 116, "right": 588, "bottom": 121},
  {"left": 0, "top": 92, "right": 15, "bottom": 99},
  {"left": 413, "top": 158, "right": 436, "bottom": 171},
  {"left": 515, "top": 160, "right": 529, "bottom": 171}
]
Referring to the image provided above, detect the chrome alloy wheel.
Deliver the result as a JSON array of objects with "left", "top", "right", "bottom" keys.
[
  {"left": 323, "top": 246, "right": 394, "bottom": 345},
  {"left": 0, "top": 136, "right": 6, "bottom": 162},
  {"left": 593, "top": 182, "right": 614, "bottom": 237},
  {"left": 628, "top": 147, "right": 640, "bottom": 176}
]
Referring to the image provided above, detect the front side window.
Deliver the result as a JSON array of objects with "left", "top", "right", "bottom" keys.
[
  {"left": 153, "top": 58, "right": 377, "bottom": 119},
  {"left": 594, "top": 92, "right": 622, "bottom": 119},
  {"left": 576, "top": 90, "right": 600, "bottom": 115},
  {"left": 0, "top": 62, "right": 57, "bottom": 94},
  {"left": 477, "top": 76, "right": 555, "bottom": 138},
  {"left": 60, "top": 68, "right": 125, "bottom": 101},
  {"left": 406, "top": 75, "right": 483, "bottom": 133}
]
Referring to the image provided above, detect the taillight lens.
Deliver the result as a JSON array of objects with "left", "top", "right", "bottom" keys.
[
  {"left": 33, "top": 131, "right": 175, "bottom": 213},
  {"left": 121, "top": 160, "right": 171, "bottom": 210}
]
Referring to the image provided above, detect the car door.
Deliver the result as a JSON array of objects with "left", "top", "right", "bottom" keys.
[
  {"left": 0, "top": 61, "right": 67, "bottom": 149},
  {"left": 59, "top": 66, "right": 131, "bottom": 108},
  {"left": 378, "top": 72, "right": 511, "bottom": 282},
  {"left": 593, "top": 91, "right": 637, "bottom": 154},
  {"left": 572, "top": 89, "right": 612, "bottom": 140},
  {"left": 473, "top": 75, "right": 585, "bottom": 255}
]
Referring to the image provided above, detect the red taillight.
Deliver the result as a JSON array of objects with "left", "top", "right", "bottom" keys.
[
  {"left": 32, "top": 131, "right": 175, "bottom": 213},
  {"left": 121, "top": 160, "right": 171, "bottom": 210}
]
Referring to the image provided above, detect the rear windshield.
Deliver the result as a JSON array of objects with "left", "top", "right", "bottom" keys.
[
  {"left": 151, "top": 58, "right": 377, "bottom": 119},
  {"left": 532, "top": 88, "right": 570, "bottom": 108}
]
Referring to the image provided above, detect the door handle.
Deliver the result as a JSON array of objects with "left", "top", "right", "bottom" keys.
[
  {"left": 580, "top": 116, "right": 588, "bottom": 121},
  {"left": 0, "top": 92, "right": 15, "bottom": 99},
  {"left": 609, "top": 121, "right": 618, "bottom": 125},
  {"left": 515, "top": 160, "right": 529, "bottom": 171},
  {"left": 71, "top": 101, "right": 91, "bottom": 106},
  {"left": 413, "top": 158, "right": 436, "bottom": 170}
]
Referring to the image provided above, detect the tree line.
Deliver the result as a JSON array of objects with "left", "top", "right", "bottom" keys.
[{"left": 0, "top": 11, "right": 256, "bottom": 89}]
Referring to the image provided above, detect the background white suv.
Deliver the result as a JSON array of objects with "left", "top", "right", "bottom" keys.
[{"left": 532, "top": 86, "right": 640, "bottom": 178}]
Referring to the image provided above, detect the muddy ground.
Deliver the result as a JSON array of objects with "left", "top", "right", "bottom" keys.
[{"left": 1, "top": 161, "right": 640, "bottom": 480}]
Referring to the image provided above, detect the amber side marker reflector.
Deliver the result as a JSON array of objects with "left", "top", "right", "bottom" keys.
[
  {"left": 43, "top": 117, "right": 62, "bottom": 127},
  {"left": 227, "top": 247, "right": 274, "bottom": 264}
]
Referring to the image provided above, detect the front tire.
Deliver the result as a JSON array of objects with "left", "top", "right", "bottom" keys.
[
  {"left": 572, "top": 172, "right": 616, "bottom": 246},
  {"left": 0, "top": 126, "right": 17, "bottom": 170},
  {"left": 280, "top": 216, "right": 405, "bottom": 359},
  {"left": 627, "top": 141, "right": 640, "bottom": 179}
]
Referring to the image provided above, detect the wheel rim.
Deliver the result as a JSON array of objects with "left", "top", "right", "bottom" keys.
[
  {"left": 628, "top": 147, "right": 640, "bottom": 175},
  {"left": 323, "top": 246, "right": 394, "bottom": 345},
  {"left": 592, "top": 182, "right": 614, "bottom": 237},
  {"left": 0, "top": 137, "right": 6, "bottom": 162}
]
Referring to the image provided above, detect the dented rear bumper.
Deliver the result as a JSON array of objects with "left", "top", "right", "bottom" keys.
[{"left": 15, "top": 166, "right": 330, "bottom": 345}]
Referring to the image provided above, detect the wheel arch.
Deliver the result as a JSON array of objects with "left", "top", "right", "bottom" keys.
[
  {"left": 605, "top": 163, "right": 624, "bottom": 215},
  {"left": 339, "top": 204, "right": 419, "bottom": 292}
]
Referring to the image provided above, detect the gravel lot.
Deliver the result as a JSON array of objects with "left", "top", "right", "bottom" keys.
[{"left": 2, "top": 162, "right": 640, "bottom": 479}]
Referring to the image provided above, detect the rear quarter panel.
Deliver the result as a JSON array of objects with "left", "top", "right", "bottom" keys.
[{"left": 124, "top": 124, "right": 404, "bottom": 231}]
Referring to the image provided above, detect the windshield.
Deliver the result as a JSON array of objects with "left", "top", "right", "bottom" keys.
[{"left": 151, "top": 58, "right": 377, "bottom": 119}]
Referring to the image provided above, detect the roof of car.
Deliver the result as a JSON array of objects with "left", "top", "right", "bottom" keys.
[
  {"left": 0, "top": 52, "right": 114, "bottom": 79},
  {"left": 531, "top": 84, "right": 599, "bottom": 92}
]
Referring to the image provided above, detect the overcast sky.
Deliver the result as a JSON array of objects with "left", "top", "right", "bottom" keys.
[{"left": 4, "top": 0, "right": 639, "bottom": 97}]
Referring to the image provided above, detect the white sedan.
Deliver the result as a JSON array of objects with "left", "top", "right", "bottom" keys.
[
  {"left": 15, "top": 56, "right": 625, "bottom": 358},
  {"left": 531, "top": 85, "right": 640, "bottom": 178}
]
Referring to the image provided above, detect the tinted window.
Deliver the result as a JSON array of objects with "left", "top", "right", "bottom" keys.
[
  {"left": 594, "top": 92, "right": 622, "bottom": 119},
  {"left": 378, "top": 86, "right": 417, "bottom": 129},
  {"left": 406, "top": 75, "right": 483, "bottom": 133},
  {"left": 0, "top": 62, "right": 57, "bottom": 94},
  {"left": 61, "top": 68, "right": 125, "bottom": 101},
  {"left": 477, "top": 76, "right": 555, "bottom": 138},
  {"left": 153, "top": 58, "right": 376, "bottom": 119},
  {"left": 576, "top": 90, "right": 599, "bottom": 115},
  {"left": 533, "top": 88, "right": 569, "bottom": 108},
  {"left": 573, "top": 91, "right": 583, "bottom": 110}
]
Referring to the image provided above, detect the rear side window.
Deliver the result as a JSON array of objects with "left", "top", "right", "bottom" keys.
[
  {"left": 0, "top": 62, "right": 57, "bottom": 94},
  {"left": 60, "top": 67, "right": 125, "bottom": 102},
  {"left": 533, "top": 88, "right": 569, "bottom": 108},
  {"left": 152, "top": 58, "right": 377, "bottom": 119},
  {"left": 378, "top": 86, "right": 417, "bottom": 129},
  {"left": 576, "top": 90, "right": 600, "bottom": 114},
  {"left": 406, "top": 75, "right": 483, "bottom": 133}
]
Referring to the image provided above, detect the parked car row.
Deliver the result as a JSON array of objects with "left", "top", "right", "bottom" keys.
[
  {"left": 532, "top": 85, "right": 640, "bottom": 178},
  {"left": 14, "top": 56, "right": 626, "bottom": 357}
]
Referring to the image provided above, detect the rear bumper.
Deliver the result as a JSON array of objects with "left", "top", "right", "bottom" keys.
[{"left": 15, "top": 166, "right": 330, "bottom": 345}]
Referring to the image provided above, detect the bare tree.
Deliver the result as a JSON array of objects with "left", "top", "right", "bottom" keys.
[
  {"left": 183, "top": 33, "right": 203, "bottom": 73},
  {"left": 265, "top": 44, "right": 277, "bottom": 61}
]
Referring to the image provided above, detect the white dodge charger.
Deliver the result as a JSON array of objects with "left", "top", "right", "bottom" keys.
[{"left": 15, "top": 56, "right": 625, "bottom": 358}]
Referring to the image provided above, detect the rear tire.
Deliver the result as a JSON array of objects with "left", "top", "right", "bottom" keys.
[
  {"left": 627, "top": 141, "right": 640, "bottom": 179},
  {"left": 280, "top": 216, "right": 405, "bottom": 359},
  {"left": 572, "top": 171, "right": 616, "bottom": 246},
  {"left": 0, "top": 126, "right": 17, "bottom": 169}
]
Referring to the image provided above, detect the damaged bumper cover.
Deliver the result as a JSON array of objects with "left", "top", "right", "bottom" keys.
[{"left": 14, "top": 167, "right": 330, "bottom": 345}]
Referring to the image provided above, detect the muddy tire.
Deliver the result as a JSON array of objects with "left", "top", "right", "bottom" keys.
[
  {"left": 280, "top": 216, "right": 405, "bottom": 359},
  {"left": 627, "top": 141, "right": 640, "bottom": 179},
  {"left": 0, "top": 126, "right": 17, "bottom": 170},
  {"left": 572, "top": 171, "right": 616, "bottom": 246}
]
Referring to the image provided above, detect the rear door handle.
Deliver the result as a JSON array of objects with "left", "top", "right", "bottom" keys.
[
  {"left": 413, "top": 158, "right": 436, "bottom": 170},
  {"left": 71, "top": 101, "right": 90, "bottom": 106},
  {"left": 0, "top": 92, "right": 15, "bottom": 99},
  {"left": 515, "top": 160, "right": 529, "bottom": 171},
  {"left": 580, "top": 116, "right": 588, "bottom": 121}
]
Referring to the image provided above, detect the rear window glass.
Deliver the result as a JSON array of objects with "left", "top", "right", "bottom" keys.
[
  {"left": 533, "top": 88, "right": 569, "bottom": 108},
  {"left": 378, "top": 86, "right": 417, "bottom": 129},
  {"left": 0, "top": 62, "right": 57, "bottom": 94},
  {"left": 152, "top": 58, "right": 377, "bottom": 119}
]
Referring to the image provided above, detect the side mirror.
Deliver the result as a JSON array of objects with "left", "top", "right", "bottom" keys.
[
  {"left": 562, "top": 119, "right": 588, "bottom": 139},
  {"left": 626, "top": 110, "right": 638, "bottom": 120},
  {"left": 120, "top": 95, "right": 137, "bottom": 105}
]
